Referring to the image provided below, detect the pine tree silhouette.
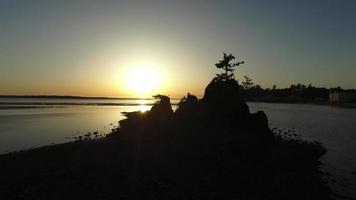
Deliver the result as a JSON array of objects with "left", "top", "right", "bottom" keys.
[{"left": 214, "top": 52, "right": 244, "bottom": 81}]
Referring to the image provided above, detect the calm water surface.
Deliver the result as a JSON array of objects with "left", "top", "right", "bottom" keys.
[
  {"left": 0, "top": 98, "right": 355, "bottom": 198},
  {"left": 249, "top": 102, "right": 356, "bottom": 198}
]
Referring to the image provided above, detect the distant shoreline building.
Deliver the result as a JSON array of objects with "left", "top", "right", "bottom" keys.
[{"left": 329, "top": 91, "right": 356, "bottom": 103}]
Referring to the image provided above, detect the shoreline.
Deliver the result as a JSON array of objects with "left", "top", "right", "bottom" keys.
[{"left": 0, "top": 95, "right": 152, "bottom": 100}]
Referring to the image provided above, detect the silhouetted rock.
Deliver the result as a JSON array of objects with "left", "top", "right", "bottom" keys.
[
  {"left": 149, "top": 94, "right": 174, "bottom": 119},
  {"left": 249, "top": 111, "right": 269, "bottom": 131},
  {"left": 119, "top": 111, "right": 147, "bottom": 133},
  {"left": 201, "top": 78, "right": 250, "bottom": 126},
  {"left": 175, "top": 93, "right": 199, "bottom": 119},
  {"left": 117, "top": 95, "right": 174, "bottom": 138},
  {"left": 248, "top": 111, "right": 274, "bottom": 144}
]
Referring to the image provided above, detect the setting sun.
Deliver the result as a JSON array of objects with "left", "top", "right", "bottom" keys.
[{"left": 125, "top": 67, "right": 160, "bottom": 95}]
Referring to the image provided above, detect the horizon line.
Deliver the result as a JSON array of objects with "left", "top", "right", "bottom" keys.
[{"left": 0, "top": 95, "right": 182, "bottom": 100}]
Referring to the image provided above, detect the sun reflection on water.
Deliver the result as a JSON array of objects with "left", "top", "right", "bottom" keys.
[{"left": 137, "top": 99, "right": 151, "bottom": 112}]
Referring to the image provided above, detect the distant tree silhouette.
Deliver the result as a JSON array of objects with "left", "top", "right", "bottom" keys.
[
  {"left": 242, "top": 76, "right": 254, "bottom": 90},
  {"left": 214, "top": 52, "right": 244, "bottom": 81},
  {"left": 241, "top": 80, "right": 333, "bottom": 101}
]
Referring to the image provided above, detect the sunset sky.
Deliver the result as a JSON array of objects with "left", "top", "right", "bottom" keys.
[{"left": 1, "top": 0, "right": 356, "bottom": 98}]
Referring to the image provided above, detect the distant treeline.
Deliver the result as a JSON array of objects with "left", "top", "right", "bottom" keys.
[{"left": 240, "top": 76, "right": 356, "bottom": 103}]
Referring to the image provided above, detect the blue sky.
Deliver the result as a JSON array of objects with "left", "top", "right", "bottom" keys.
[{"left": 1, "top": 0, "right": 355, "bottom": 97}]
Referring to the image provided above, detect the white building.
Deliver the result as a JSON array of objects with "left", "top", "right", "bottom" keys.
[{"left": 329, "top": 91, "right": 356, "bottom": 103}]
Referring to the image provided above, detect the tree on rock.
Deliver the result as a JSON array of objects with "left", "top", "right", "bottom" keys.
[{"left": 215, "top": 52, "right": 244, "bottom": 82}]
